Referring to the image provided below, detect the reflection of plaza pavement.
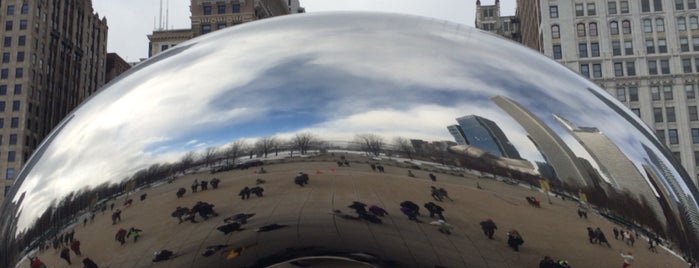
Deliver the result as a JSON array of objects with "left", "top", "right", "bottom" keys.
[{"left": 35, "top": 157, "right": 685, "bottom": 267}]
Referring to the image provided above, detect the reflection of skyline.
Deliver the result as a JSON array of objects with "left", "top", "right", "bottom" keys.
[
  {"left": 491, "top": 96, "right": 589, "bottom": 187},
  {"left": 447, "top": 115, "right": 522, "bottom": 159}
]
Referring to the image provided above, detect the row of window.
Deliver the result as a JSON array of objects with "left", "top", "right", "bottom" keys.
[
  {"left": 0, "top": 101, "right": 22, "bottom": 112},
  {"left": 200, "top": 23, "right": 228, "bottom": 34},
  {"left": 0, "top": 68, "right": 23, "bottom": 79},
  {"left": 552, "top": 16, "right": 699, "bottom": 39},
  {"left": 550, "top": 1, "right": 697, "bottom": 19},
  {"left": 0, "top": 117, "right": 20, "bottom": 128},
  {"left": 658, "top": 128, "right": 699, "bottom": 148},
  {"left": 0, "top": 85, "right": 23, "bottom": 95},
  {"left": 202, "top": 4, "right": 241, "bottom": 15},
  {"left": 3, "top": 35, "right": 27, "bottom": 47},
  {"left": 2, "top": 51, "right": 24, "bottom": 63},
  {"left": 5, "top": 4, "right": 29, "bottom": 16},
  {"left": 4, "top": 19, "right": 28, "bottom": 31},
  {"left": 578, "top": 58, "right": 688, "bottom": 78},
  {"left": 615, "top": 85, "right": 699, "bottom": 103},
  {"left": 556, "top": 37, "right": 699, "bottom": 60}
]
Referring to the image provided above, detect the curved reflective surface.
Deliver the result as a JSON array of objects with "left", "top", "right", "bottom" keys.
[{"left": 1, "top": 12, "right": 698, "bottom": 267}]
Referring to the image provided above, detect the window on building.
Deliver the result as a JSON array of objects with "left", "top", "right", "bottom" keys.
[
  {"left": 658, "top": 39, "right": 667, "bottom": 53},
  {"left": 553, "top": 45, "right": 562, "bottom": 59},
  {"left": 667, "top": 107, "right": 676, "bottom": 122},
  {"left": 642, "top": 0, "right": 652, "bottom": 12},
  {"left": 0, "top": 118, "right": 4, "bottom": 128},
  {"left": 661, "top": 59, "right": 671, "bottom": 74},
  {"left": 16, "top": 52, "right": 23, "bottom": 62},
  {"left": 657, "top": 129, "right": 666, "bottom": 142},
  {"left": 687, "top": 84, "right": 697, "bottom": 99},
  {"left": 19, "top": 19, "right": 26, "bottom": 30},
  {"left": 552, "top": 25, "right": 561, "bottom": 38},
  {"left": 160, "top": 44, "right": 168, "bottom": 52},
  {"left": 218, "top": 5, "right": 226, "bottom": 14},
  {"left": 681, "top": 38, "right": 690, "bottom": 51},
  {"left": 591, "top": 43, "right": 600, "bottom": 57},
  {"left": 13, "top": 84, "right": 19, "bottom": 95},
  {"left": 690, "top": 106, "right": 699, "bottom": 121},
  {"left": 684, "top": 58, "right": 694, "bottom": 73},
  {"left": 203, "top": 6, "right": 212, "bottom": 15},
  {"left": 580, "top": 64, "right": 590, "bottom": 77},
  {"left": 627, "top": 61, "right": 636, "bottom": 75},
  {"left": 4, "top": 186, "right": 10, "bottom": 196},
  {"left": 613, "top": 41, "right": 621, "bottom": 55},
  {"left": 15, "top": 68, "right": 22, "bottom": 78},
  {"left": 690, "top": 0, "right": 697, "bottom": 8},
  {"left": 576, "top": 3, "right": 585, "bottom": 16},
  {"left": 674, "top": 151, "right": 682, "bottom": 161},
  {"left": 18, "top": 36, "right": 25, "bottom": 46},
  {"left": 589, "top": 22, "right": 598, "bottom": 36},
  {"left": 7, "top": 151, "right": 15, "bottom": 162},
  {"left": 610, "top": 21, "right": 619, "bottom": 35},
  {"left": 593, "top": 63, "right": 602, "bottom": 77},
  {"left": 12, "top": 101, "right": 19, "bottom": 111},
  {"left": 654, "top": 107, "right": 664, "bottom": 122},
  {"left": 588, "top": 3, "right": 597, "bottom": 15},
  {"left": 624, "top": 41, "right": 633, "bottom": 55},
  {"left": 677, "top": 0, "right": 686, "bottom": 10},
  {"left": 2, "top": 53, "right": 9, "bottom": 63},
  {"left": 654, "top": 0, "right": 664, "bottom": 11},
  {"left": 202, "top": 24, "right": 211, "bottom": 34},
  {"left": 550, "top": 6, "right": 558, "bottom": 18},
  {"left": 669, "top": 129, "right": 679, "bottom": 144},
  {"left": 10, "top": 117, "right": 18, "bottom": 128},
  {"left": 656, "top": 18, "right": 665, "bottom": 32},
  {"left": 609, "top": 1, "right": 618, "bottom": 14},
  {"left": 652, "top": 86, "right": 661, "bottom": 100},
  {"left": 632, "top": 108, "right": 641, "bottom": 117},
  {"left": 643, "top": 19, "right": 653, "bottom": 32},
  {"left": 614, "top": 62, "right": 624, "bottom": 77},
  {"left": 621, "top": 1, "right": 630, "bottom": 13},
  {"left": 3, "top": 37, "right": 10, "bottom": 47},
  {"left": 695, "top": 57, "right": 699, "bottom": 71},
  {"left": 5, "top": 21, "right": 12, "bottom": 31},
  {"left": 20, "top": 4, "right": 27, "bottom": 14},
  {"left": 0, "top": 85, "right": 5, "bottom": 95},
  {"left": 629, "top": 87, "right": 639, "bottom": 101},
  {"left": 577, "top": 23, "right": 586, "bottom": 37},
  {"left": 232, "top": 4, "right": 241, "bottom": 13},
  {"left": 617, "top": 88, "right": 627, "bottom": 101},
  {"left": 646, "top": 39, "right": 655, "bottom": 54},
  {"left": 691, "top": 16, "right": 699, "bottom": 29},
  {"left": 1, "top": 69, "right": 8, "bottom": 79},
  {"left": 6, "top": 5, "right": 14, "bottom": 15},
  {"left": 6, "top": 168, "right": 14, "bottom": 180},
  {"left": 664, "top": 85, "right": 674, "bottom": 99},
  {"left": 678, "top": 17, "right": 687, "bottom": 30},
  {"left": 622, "top": 20, "right": 632, "bottom": 34},
  {"left": 579, "top": 43, "right": 588, "bottom": 57},
  {"left": 693, "top": 37, "right": 699, "bottom": 51}
]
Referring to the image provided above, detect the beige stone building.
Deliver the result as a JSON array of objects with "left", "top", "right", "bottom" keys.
[
  {"left": 0, "top": 1, "right": 108, "bottom": 201},
  {"left": 475, "top": 0, "right": 521, "bottom": 42},
  {"left": 148, "top": 0, "right": 302, "bottom": 57}
]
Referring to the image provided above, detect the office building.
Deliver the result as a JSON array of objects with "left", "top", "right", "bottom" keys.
[
  {"left": 475, "top": 0, "right": 521, "bottom": 42},
  {"left": 449, "top": 115, "right": 522, "bottom": 159},
  {"left": 0, "top": 1, "right": 108, "bottom": 202}
]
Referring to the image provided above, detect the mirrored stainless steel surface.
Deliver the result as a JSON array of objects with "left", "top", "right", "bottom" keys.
[{"left": 1, "top": 12, "right": 698, "bottom": 267}]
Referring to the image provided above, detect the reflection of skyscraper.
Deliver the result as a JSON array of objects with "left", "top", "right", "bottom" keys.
[
  {"left": 447, "top": 115, "right": 522, "bottom": 159},
  {"left": 491, "top": 96, "right": 588, "bottom": 187}
]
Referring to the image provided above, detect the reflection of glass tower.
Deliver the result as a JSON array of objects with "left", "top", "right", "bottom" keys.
[
  {"left": 491, "top": 96, "right": 589, "bottom": 187},
  {"left": 447, "top": 115, "right": 522, "bottom": 159}
]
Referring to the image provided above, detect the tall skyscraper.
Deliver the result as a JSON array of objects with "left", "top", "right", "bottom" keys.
[
  {"left": 449, "top": 115, "right": 522, "bottom": 159},
  {"left": 482, "top": 0, "right": 699, "bottom": 187},
  {"left": 148, "top": 0, "right": 304, "bottom": 57},
  {"left": 0, "top": 1, "right": 108, "bottom": 203}
]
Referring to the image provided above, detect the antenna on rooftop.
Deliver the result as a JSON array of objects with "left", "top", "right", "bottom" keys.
[
  {"left": 166, "top": 0, "right": 170, "bottom": 30},
  {"left": 158, "top": 0, "right": 163, "bottom": 30}
]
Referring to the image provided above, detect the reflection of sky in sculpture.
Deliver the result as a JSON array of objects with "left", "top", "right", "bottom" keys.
[{"left": 4, "top": 12, "right": 698, "bottom": 245}]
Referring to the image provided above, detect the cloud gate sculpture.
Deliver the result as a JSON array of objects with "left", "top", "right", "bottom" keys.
[{"left": 1, "top": 12, "right": 698, "bottom": 267}]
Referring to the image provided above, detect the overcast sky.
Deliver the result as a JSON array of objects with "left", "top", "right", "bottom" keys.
[{"left": 92, "top": 0, "right": 516, "bottom": 62}]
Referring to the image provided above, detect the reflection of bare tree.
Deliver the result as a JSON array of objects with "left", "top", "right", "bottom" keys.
[
  {"left": 393, "top": 137, "right": 415, "bottom": 160},
  {"left": 202, "top": 147, "right": 218, "bottom": 167},
  {"left": 177, "top": 152, "right": 195, "bottom": 174},
  {"left": 355, "top": 134, "right": 384, "bottom": 156},
  {"left": 223, "top": 140, "right": 247, "bottom": 164},
  {"left": 293, "top": 132, "right": 317, "bottom": 155},
  {"left": 255, "top": 136, "right": 278, "bottom": 158}
]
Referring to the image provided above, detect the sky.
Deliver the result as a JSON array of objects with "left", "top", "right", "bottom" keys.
[{"left": 92, "top": 0, "right": 516, "bottom": 62}]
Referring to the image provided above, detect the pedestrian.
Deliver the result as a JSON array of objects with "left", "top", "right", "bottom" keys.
[
  {"left": 430, "top": 219, "right": 453, "bottom": 234},
  {"left": 429, "top": 173, "right": 436, "bottom": 181},
  {"left": 430, "top": 186, "right": 443, "bottom": 202},
  {"left": 210, "top": 178, "right": 220, "bottom": 189},
  {"left": 648, "top": 237, "right": 657, "bottom": 253},
  {"left": 368, "top": 205, "right": 388, "bottom": 216},
  {"left": 507, "top": 230, "right": 524, "bottom": 251},
  {"left": 115, "top": 228, "right": 127, "bottom": 245},
  {"left": 176, "top": 187, "right": 186, "bottom": 198},
  {"left": 90, "top": 213, "right": 95, "bottom": 223},
  {"left": 171, "top": 206, "right": 189, "bottom": 224},
  {"left": 480, "top": 218, "right": 498, "bottom": 239},
  {"left": 349, "top": 201, "right": 368, "bottom": 214},
  {"left": 294, "top": 172, "right": 309, "bottom": 187},
  {"left": 140, "top": 193, "right": 147, "bottom": 201},
  {"left": 128, "top": 227, "right": 142, "bottom": 242},
  {"left": 438, "top": 188, "right": 453, "bottom": 202},
  {"left": 29, "top": 257, "right": 46, "bottom": 268},
  {"left": 60, "top": 247, "right": 72, "bottom": 264},
  {"left": 110, "top": 203, "right": 115, "bottom": 210},
  {"left": 82, "top": 257, "right": 99, "bottom": 268},
  {"left": 400, "top": 201, "right": 420, "bottom": 216},
  {"left": 191, "top": 179, "right": 199, "bottom": 193},
  {"left": 587, "top": 227, "right": 598, "bottom": 244},
  {"left": 400, "top": 206, "right": 420, "bottom": 222},
  {"left": 70, "top": 239, "right": 82, "bottom": 256},
  {"left": 620, "top": 251, "right": 634, "bottom": 268},
  {"left": 250, "top": 186, "right": 264, "bottom": 197},
  {"left": 239, "top": 187, "right": 251, "bottom": 200},
  {"left": 152, "top": 250, "right": 175, "bottom": 262},
  {"left": 555, "top": 260, "right": 571, "bottom": 268},
  {"left": 595, "top": 227, "right": 611, "bottom": 248},
  {"left": 613, "top": 227, "right": 620, "bottom": 240},
  {"left": 370, "top": 163, "right": 377, "bottom": 171},
  {"left": 112, "top": 209, "right": 122, "bottom": 225},
  {"left": 83, "top": 217, "right": 88, "bottom": 226},
  {"left": 424, "top": 202, "right": 445, "bottom": 220},
  {"left": 377, "top": 165, "right": 384, "bottom": 172},
  {"left": 200, "top": 180, "right": 208, "bottom": 190},
  {"left": 539, "top": 256, "right": 555, "bottom": 268}
]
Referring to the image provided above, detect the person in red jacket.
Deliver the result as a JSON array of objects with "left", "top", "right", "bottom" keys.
[{"left": 70, "top": 239, "right": 82, "bottom": 255}]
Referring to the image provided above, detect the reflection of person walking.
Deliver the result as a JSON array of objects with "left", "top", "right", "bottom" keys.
[
  {"left": 128, "top": 227, "right": 142, "bottom": 242},
  {"left": 480, "top": 219, "right": 498, "bottom": 239},
  {"left": 507, "top": 230, "right": 524, "bottom": 251},
  {"left": 192, "top": 179, "right": 199, "bottom": 193},
  {"left": 620, "top": 251, "right": 634, "bottom": 268},
  {"left": 115, "top": 228, "right": 127, "bottom": 245},
  {"left": 70, "top": 239, "right": 82, "bottom": 256},
  {"left": 60, "top": 248, "right": 72, "bottom": 264}
]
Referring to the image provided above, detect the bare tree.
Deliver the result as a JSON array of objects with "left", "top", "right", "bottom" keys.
[
  {"left": 393, "top": 137, "right": 415, "bottom": 160},
  {"left": 293, "top": 132, "right": 317, "bottom": 155},
  {"left": 255, "top": 136, "right": 279, "bottom": 158},
  {"left": 223, "top": 140, "right": 247, "bottom": 165},
  {"left": 177, "top": 151, "right": 196, "bottom": 174},
  {"left": 203, "top": 147, "right": 218, "bottom": 167},
  {"left": 355, "top": 134, "right": 384, "bottom": 156}
]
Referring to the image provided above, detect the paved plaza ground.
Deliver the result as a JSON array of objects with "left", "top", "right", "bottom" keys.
[{"left": 31, "top": 155, "right": 687, "bottom": 267}]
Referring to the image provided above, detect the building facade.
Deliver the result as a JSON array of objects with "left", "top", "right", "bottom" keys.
[
  {"left": 475, "top": 0, "right": 522, "bottom": 42},
  {"left": 0, "top": 1, "right": 108, "bottom": 201},
  {"left": 105, "top": 53, "right": 131, "bottom": 83},
  {"left": 148, "top": 0, "right": 302, "bottom": 57},
  {"left": 488, "top": 0, "right": 699, "bottom": 187}
]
